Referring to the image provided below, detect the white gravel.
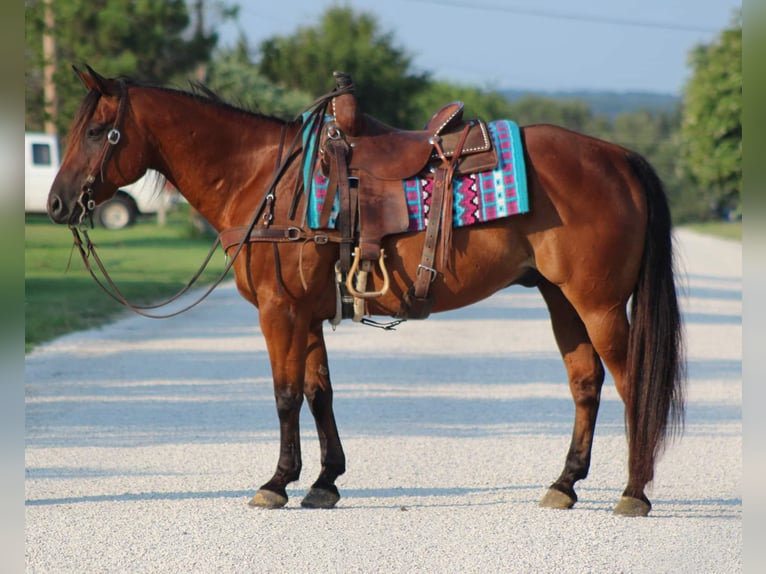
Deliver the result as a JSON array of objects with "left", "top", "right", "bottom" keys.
[{"left": 25, "top": 229, "right": 741, "bottom": 573}]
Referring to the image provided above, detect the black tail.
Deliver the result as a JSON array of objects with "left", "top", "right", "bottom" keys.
[{"left": 624, "top": 152, "right": 686, "bottom": 488}]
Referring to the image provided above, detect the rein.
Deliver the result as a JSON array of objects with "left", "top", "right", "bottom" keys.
[{"left": 69, "top": 83, "right": 347, "bottom": 319}]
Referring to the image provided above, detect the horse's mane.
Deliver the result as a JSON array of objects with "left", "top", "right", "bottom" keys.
[
  {"left": 65, "top": 75, "right": 303, "bottom": 200},
  {"left": 67, "top": 75, "right": 298, "bottom": 148},
  {"left": 131, "top": 76, "right": 301, "bottom": 127}
]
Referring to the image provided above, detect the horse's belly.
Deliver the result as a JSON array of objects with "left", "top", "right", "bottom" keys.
[{"left": 367, "top": 222, "right": 533, "bottom": 316}]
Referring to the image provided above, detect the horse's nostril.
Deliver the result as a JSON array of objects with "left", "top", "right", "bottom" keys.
[{"left": 48, "top": 194, "right": 67, "bottom": 222}]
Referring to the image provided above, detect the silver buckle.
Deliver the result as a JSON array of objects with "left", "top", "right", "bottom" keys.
[
  {"left": 326, "top": 123, "right": 343, "bottom": 140},
  {"left": 417, "top": 264, "right": 437, "bottom": 283},
  {"left": 107, "top": 129, "right": 121, "bottom": 145},
  {"left": 287, "top": 227, "right": 303, "bottom": 241}
]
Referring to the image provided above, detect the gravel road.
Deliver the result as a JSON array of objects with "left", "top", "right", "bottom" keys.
[{"left": 25, "top": 229, "right": 742, "bottom": 573}]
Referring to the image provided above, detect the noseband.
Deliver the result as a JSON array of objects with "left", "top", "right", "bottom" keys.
[{"left": 74, "top": 79, "right": 129, "bottom": 227}]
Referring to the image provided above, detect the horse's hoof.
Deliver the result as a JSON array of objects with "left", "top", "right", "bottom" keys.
[
  {"left": 248, "top": 489, "right": 288, "bottom": 509},
  {"left": 301, "top": 487, "right": 340, "bottom": 509},
  {"left": 539, "top": 488, "right": 576, "bottom": 509},
  {"left": 613, "top": 496, "right": 651, "bottom": 517}
]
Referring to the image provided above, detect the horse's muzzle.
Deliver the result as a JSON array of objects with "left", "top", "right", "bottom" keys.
[{"left": 47, "top": 192, "right": 72, "bottom": 224}]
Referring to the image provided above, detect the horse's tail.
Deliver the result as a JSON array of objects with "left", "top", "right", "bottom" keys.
[{"left": 624, "top": 151, "right": 685, "bottom": 488}]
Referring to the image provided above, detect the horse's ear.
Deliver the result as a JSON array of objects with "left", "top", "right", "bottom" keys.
[
  {"left": 73, "top": 65, "right": 95, "bottom": 91},
  {"left": 72, "top": 64, "right": 116, "bottom": 96}
]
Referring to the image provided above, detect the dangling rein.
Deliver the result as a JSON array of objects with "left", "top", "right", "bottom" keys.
[
  {"left": 68, "top": 225, "right": 232, "bottom": 318},
  {"left": 67, "top": 84, "right": 348, "bottom": 319}
]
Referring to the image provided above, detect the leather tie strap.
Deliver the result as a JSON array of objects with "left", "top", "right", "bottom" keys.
[
  {"left": 411, "top": 166, "right": 450, "bottom": 301},
  {"left": 406, "top": 123, "right": 473, "bottom": 314},
  {"left": 323, "top": 136, "right": 355, "bottom": 272}
]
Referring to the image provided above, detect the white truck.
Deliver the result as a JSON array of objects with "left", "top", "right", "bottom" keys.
[{"left": 25, "top": 132, "right": 171, "bottom": 229}]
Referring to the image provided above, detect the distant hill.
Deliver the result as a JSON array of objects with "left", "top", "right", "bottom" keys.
[{"left": 501, "top": 89, "right": 681, "bottom": 119}]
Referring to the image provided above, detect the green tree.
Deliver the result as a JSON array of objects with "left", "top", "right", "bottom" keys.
[
  {"left": 508, "top": 96, "right": 595, "bottom": 134},
  {"left": 412, "top": 81, "right": 513, "bottom": 127},
  {"left": 678, "top": 12, "right": 742, "bottom": 218},
  {"left": 257, "top": 6, "right": 429, "bottom": 128},
  {"left": 25, "top": 0, "right": 226, "bottom": 135},
  {"left": 608, "top": 109, "right": 696, "bottom": 221},
  {"left": 205, "top": 38, "right": 313, "bottom": 119}
]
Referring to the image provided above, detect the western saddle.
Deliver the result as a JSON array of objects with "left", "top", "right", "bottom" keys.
[{"left": 316, "top": 71, "right": 498, "bottom": 322}]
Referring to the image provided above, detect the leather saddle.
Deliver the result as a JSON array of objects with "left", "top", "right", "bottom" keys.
[{"left": 316, "top": 71, "right": 498, "bottom": 319}]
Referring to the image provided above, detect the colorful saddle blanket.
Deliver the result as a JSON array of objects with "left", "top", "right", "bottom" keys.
[{"left": 306, "top": 119, "right": 529, "bottom": 231}]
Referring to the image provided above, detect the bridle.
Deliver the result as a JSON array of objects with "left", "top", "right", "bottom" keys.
[
  {"left": 68, "top": 80, "right": 346, "bottom": 318},
  {"left": 73, "top": 79, "right": 129, "bottom": 227}
]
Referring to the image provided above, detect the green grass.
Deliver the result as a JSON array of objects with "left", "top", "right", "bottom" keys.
[
  {"left": 25, "top": 209, "right": 225, "bottom": 353},
  {"left": 682, "top": 220, "right": 742, "bottom": 241}
]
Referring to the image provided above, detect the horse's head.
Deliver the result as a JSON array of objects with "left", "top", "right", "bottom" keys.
[{"left": 48, "top": 66, "right": 149, "bottom": 226}]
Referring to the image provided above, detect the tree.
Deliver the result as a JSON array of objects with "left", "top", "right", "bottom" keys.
[
  {"left": 412, "top": 81, "right": 513, "bottom": 128},
  {"left": 257, "top": 6, "right": 429, "bottom": 128},
  {"left": 507, "top": 96, "right": 595, "bottom": 134},
  {"left": 25, "top": 0, "right": 227, "bottom": 135},
  {"left": 678, "top": 12, "right": 742, "bottom": 219},
  {"left": 205, "top": 38, "right": 313, "bottom": 118}
]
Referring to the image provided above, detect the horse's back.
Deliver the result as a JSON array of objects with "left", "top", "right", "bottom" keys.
[{"left": 522, "top": 123, "right": 647, "bottom": 216}]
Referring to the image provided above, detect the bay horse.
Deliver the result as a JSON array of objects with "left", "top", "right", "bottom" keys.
[{"left": 48, "top": 66, "right": 684, "bottom": 517}]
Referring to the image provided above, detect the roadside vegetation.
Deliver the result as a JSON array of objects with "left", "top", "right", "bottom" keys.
[
  {"left": 25, "top": 207, "right": 224, "bottom": 352},
  {"left": 683, "top": 221, "right": 742, "bottom": 241}
]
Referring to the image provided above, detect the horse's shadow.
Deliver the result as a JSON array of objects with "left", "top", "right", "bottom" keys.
[
  {"left": 24, "top": 485, "right": 742, "bottom": 519},
  {"left": 23, "top": 484, "right": 541, "bottom": 510}
]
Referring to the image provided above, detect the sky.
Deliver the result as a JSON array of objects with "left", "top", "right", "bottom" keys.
[{"left": 219, "top": 0, "right": 741, "bottom": 95}]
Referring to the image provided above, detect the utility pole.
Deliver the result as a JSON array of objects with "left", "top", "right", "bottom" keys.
[
  {"left": 193, "top": 0, "right": 207, "bottom": 83},
  {"left": 42, "top": 0, "right": 58, "bottom": 135}
]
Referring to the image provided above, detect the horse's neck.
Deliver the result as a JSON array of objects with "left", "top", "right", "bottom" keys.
[{"left": 137, "top": 88, "right": 292, "bottom": 231}]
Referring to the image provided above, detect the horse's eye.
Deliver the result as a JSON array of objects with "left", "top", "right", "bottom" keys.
[{"left": 87, "top": 126, "right": 105, "bottom": 138}]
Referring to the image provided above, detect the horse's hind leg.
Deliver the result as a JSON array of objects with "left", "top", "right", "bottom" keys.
[
  {"left": 537, "top": 279, "right": 605, "bottom": 510},
  {"left": 562, "top": 291, "right": 652, "bottom": 516},
  {"left": 301, "top": 320, "right": 346, "bottom": 509}
]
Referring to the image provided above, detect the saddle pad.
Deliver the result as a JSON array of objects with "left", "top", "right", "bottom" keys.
[{"left": 305, "top": 119, "right": 529, "bottom": 231}]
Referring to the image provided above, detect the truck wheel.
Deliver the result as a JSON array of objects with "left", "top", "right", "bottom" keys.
[{"left": 96, "top": 195, "right": 136, "bottom": 229}]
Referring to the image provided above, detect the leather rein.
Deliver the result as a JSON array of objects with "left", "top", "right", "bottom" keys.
[{"left": 69, "top": 82, "right": 346, "bottom": 319}]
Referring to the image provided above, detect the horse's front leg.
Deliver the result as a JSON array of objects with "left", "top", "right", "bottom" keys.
[
  {"left": 249, "top": 303, "right": 311, "bottom": 509},
  {"left": 301, "top": 319, "right": 346, "bottom": 508}
]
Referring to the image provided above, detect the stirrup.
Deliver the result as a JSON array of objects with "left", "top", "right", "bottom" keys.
[{"left": 346, "top": 247, "right": 390, "bottom": 299}]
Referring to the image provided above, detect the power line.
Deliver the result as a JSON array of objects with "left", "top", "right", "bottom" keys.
[{"left": 407, "top": 0, "right": 720, "bottom": 33}]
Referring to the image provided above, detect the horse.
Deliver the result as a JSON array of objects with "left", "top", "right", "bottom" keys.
[{"left": 47, "top": 66, "right": 684, "bottom": 517}]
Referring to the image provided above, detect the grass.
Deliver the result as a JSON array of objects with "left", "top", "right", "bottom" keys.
[
  {"left": 25, "top": 208, "right": 225, "bottom": 353},
  {"left": 682, "top": 220, "right": 742, "bottom": 241}
]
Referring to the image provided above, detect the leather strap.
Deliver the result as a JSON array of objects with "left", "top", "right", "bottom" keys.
[
  {"left": 75, "top": 79, "right": 129, "bottom": 226},
  {"left": 411, "top": 167, "right": 450, "bottom": 301},
  {"left": 323, "top": 136, "right": 355, "bottom": 272},
  {"left": 408, "top": 124, "right": 473, "bottom": 307},
  {"left": 220, "top": 225, "right": 345, "bottom": 253}
]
